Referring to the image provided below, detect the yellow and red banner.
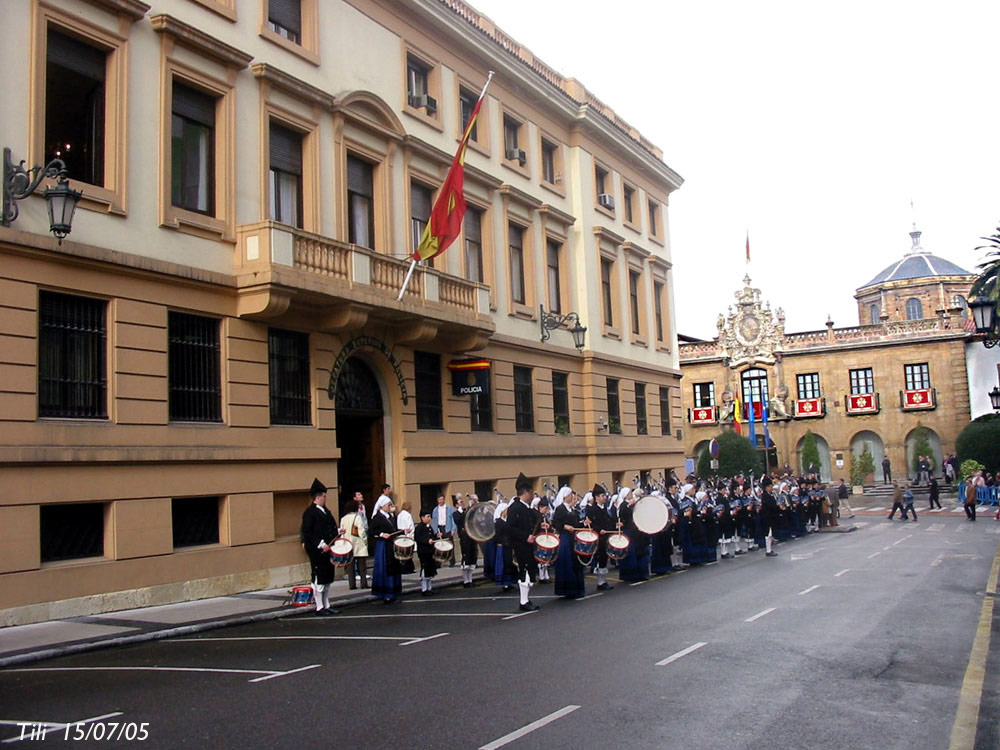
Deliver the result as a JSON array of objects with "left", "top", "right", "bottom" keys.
[{"left": 732, "top": 395, "right": 743, "bottom": 435}]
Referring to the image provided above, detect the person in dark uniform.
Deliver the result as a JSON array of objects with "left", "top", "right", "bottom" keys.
[
  {"left": 760, "top": 476, "right": 780, "bottom": 557},
  {"left": 369, "top": 496, "right": 402, "bottom": 603},
  {"left": 552, "top": 487, "right": 587, "bottom": 599},
  {"left": 505, "top": 473, "right": 541, "bottom": 612},
  {"left": 300, "top": 478, "right": 340, "bottom": 616},
  {"left": 619, "top": 487, "right": 652, "bottom": 580},
  {"left": 415, "top": 509, "right": 441, "bottom": 596},
  {"left": 493, "top": 502, "right": 516, "bottom": 591},
  {"left": 454, "top": 495, "right": 478, "bottom": 587},
  {"left": 586, "top": 485, "right": 616, "bottom": 589},
  {"left": 928, "top": 477, "right": 941, "bottom": 510}
]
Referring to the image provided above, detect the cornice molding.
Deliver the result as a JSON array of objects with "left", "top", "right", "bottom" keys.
[
  {"left": 252, "top": 63, "right": 335, "bottom": 109},
  {"left": 78, "top": 0, "right": 150, "bottom": 21},
  {"left": 150, "top": 14, "right": 253, "bottom": 69}
]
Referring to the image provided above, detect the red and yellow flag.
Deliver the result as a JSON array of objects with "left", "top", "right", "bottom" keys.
[
  {"left": 413, "top": 74, "right": 493, "bottom": 262},
  {"left": 732, "top": 394, "right": 743, "bottom": 435}
]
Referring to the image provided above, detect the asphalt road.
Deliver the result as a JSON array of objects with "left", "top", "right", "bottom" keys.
[{"left": 1, "top": 514, "right": 998, "bottom": 750}]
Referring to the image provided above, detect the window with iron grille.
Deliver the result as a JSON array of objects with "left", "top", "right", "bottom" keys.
[
  {"left": 514, "top": 366, "right": 534, "bottom": 432},
  {"left": 635, "top": 382, "right": 647, "bottom": 435},
  {"left": 552, "top": 371, "right": 570, "bottom": 433},
  {"left": 693, "top": 382, "right": 715, "bottom": 407},
  {"left": 172, "top": 497, "right": 220, "bottom": 548},
  {"left": 659, "top": 386, "right": 671, "bottom": 435},
  {"left": 471, "top": 391, "right": 492, "bottom": 432},
  {"left": 169, "top": 312, "right": 221, "bottom": 422},
  {"left": 414, "top": 351, "right": 442, "bottom": 430},
  {"left": 904, "top": 363, "right": 930, "bottom": 390},
  {"left": 268, "top": 328, "right": 310, "bottom": 425},
  {"left": 606, "top": 377, "right": 621, "bottom": 434},
  {"left": 796, "top": 372, "right": 820, "bottom": 400},
  {"left": 269, "top": 121, "right": 303, "bottom": 228},
  {"left": 267, "top": 0, "right": 301, "bottom": 43},
  {"left": 40, "top": 503, "right": 104, "bottom": 562},
  {"left": 849, "top": 368, "right": 874, "bottom": 394},
  {"left": 38, "top": 291, "right": 107, "bottom": 419},
  {"left": 171, "top": 81, "right": 215, "bottom": 215}
]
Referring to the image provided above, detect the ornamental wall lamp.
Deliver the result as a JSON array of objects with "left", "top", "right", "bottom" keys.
[
  {"left": 989, "top": 386, "right": 1000, "bottom": 412},
  {"left": 2, "top": 147, "right": 82, "bottom": 243},
  {"left": 539, "top": 304, "right": 587, "bottom": 349},
  {"left": 969, "top": 297, "right": 1000, "bottom": 348}
]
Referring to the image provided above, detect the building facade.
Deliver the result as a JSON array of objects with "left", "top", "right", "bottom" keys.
[
  {"left": 0, "top": 0, "right": 684, "bottom": 624},
  {"left": 679, "top": 230, "right": 977, "bottom": 483}
]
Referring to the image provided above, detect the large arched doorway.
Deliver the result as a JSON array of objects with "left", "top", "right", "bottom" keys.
[
  {"left": 850, "top": 431, "right": 884, "bottom": 482},
  {"left": 905, "top": 426, "right": 942, "bottom": 481},
  {"left": 796, "top": 433, "right": 831, "bottom": 481},
  {"left": 335, "top": 358, "right": 386, "bottom": 517}
]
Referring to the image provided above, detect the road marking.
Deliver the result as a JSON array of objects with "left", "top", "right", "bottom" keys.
[
  {"left": 629, "top": 580, "right": 649, "bottom": 586},
  {"left": 319, "top": 613, "right": 517, "bottom": 619},
  {"left": 882, "top": 546, "right": 892, "bottom": 551},
  {"left": 479, "top": 705, "right": 581, "bottom": 750},
  {"left": 892, "top": 535, "right": 911, "bottom": 546},
  {"left": 0, "top": 713, "right": 123, "bottom": 745},
  {"left": 798, "top": 585, "right": 821, "bottom": 596},
  {"left": 5, "top": 665, "right": 319, "bottom": 684},
  {"left": 927, "top": 523, "right": 946, "bottom": 532},
  {"left": 248, "top": 664, "right": 321, "bottom": 683},
  {"left": 169, "top": 635, "right": 421, "bottom": 643},
  {"left": 655, "top": 641, "right": 707, "bottom": 666},
  {"left": 501, "top": 610, "right": 540, "bottom": 620},
  {"left": 399, "top": 632, "right": 449, "bottom": 647},
  {"left": 744, "top": 607, "right": 776, "bottom": 623},
  {"left": 401, "top": 596, "right": 559, "bottom": 603},
  {"left": 834, "top": 569, "right": 851, "bottom": 577},
  {"left": 868, "top": 551, "right": 881, "bottom": 559},
  {"left": 578, "top": 592, "right": 606, "bottom": 601}
]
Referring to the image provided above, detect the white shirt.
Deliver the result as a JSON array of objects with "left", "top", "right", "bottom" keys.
[
  {"left": 397, "top": 510, "right": 414, "bottom": 537},
  {"left": 436, "top": 504, "right": 447, "bottom": 527}
]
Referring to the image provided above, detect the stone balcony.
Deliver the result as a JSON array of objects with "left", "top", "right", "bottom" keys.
[{"left": 235, "top": 222, "right": 493, "bottom": 351}]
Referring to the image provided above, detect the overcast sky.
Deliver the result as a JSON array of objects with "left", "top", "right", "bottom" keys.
[{"left": 470, "top": 0, "right": 1000, "bottom": 338}]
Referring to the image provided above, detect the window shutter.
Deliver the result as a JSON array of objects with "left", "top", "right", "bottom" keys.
[
  {"left": 347, "top": 156, "right": 373, "bottom": 196},
  {"left": 269, "top": 123, "right": 303, "bottom": 174},
  {"left": 172, "top": 82, "right": 216, "bottom": 127},
  {"left": 47, "top": 29, "right": 106, "bottom": 81},
  {"left": 411, "top": 183, "right": 432, "bottom": 220},
  {"left": 268, "top": 0, "right": 302, "bottom": 33}
]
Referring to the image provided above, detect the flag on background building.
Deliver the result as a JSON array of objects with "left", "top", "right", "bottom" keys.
[
  {"left": 732, "top": 394, "right": 743, "bottom": 436},
  {"left": 413, "top": 73, "right": 493, "bottom": 262},
  {"left": 745, "top": 232, "right": 750, "bottom": 264},
  {"left": 747, "top": 389, "right": 756, "bottom": 446},
  {"left": 763, "top": 399, "right": 772, "bottom": 447}
]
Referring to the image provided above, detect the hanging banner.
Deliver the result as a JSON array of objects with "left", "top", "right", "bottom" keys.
[
  {"left": 448, "top": 359, "right": 491, "bottom": 397},
  {"left": 901, "top": 388, "right": 935, "bottom": 410}
]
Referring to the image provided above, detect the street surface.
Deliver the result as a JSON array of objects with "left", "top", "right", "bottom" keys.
[{"left": 1, "top": 511, "right": 998, "bottom": 749}]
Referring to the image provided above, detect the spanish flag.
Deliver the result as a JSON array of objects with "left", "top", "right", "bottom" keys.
[
  {"left": 733, "top": 394, "right": 743, "bottom": 436},
  {"left": 413, "top": 73, "right": 493, "bottom": 262}
]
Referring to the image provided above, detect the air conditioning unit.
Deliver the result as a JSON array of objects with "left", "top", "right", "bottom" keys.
[
  {"left": 505, "top": 148, "right": 526, "bottom": 166},
  {"left": 597, "top": 193, "right": 615, "bottom": 211},
  {"left": 408, "top": 94, "right": 437, "bottom": 115}
]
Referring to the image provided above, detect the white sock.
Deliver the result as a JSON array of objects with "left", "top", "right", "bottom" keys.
[
  {"left": 313, "top": 583, "right": 325, "bottom": 611},
  {"left": 721, "top": 540, "right": 729, "bottom": 556},
  {"left": 597, "top": 567, "right": 607, "bottom": 586},
  {"left": 766, "top": 530, "right": 774, "bottom": 554},
  {"left": 420, "top": 576, "right": 428, "bottom": 591},
  {"left": 518, "top": 580, "right": 530, "bottom": 605}
]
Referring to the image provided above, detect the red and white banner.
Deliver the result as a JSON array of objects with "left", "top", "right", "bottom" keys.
[
  {"left": 846, "top": 393, "right": 879, "bottom": 415},
  {"left": 689, "top": 405, "right": 717, "bottom": 425},
  {"left": 794, "top": 397, "right": 825, "bottom": 418},
  {"left": 901, "top": 388, "right": 935, "bottom": 410}
]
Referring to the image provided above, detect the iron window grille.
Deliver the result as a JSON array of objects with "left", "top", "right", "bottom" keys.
[
  {"left": 172, "top": 497, "right": 220, "bottom": 548},
  {"left": 268, "top": 328, "right": 311, "bottom": 425},
  {"left": 40, "top": 502, "right": 104, "bottom": 562},
  {"left": 414, "top": 351, "right": 443, "bottom": 430},
  {"left": 168, "top": 312, "right": 221, "bottom": 422},
  {"left": 38, "top": 291, "right": 107, "bottom": 419},
  {"left": 514, "top": 366, "right": 534, "bottom": 432}
]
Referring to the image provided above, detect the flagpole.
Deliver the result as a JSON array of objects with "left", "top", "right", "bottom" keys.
[{"left": 396, "top": 259, "right": 418, "bottom": 301}]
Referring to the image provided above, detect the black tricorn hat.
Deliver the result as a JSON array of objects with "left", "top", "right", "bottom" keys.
[
  {"left": 592, "top": 484, "right": 608, "bottom": 498},
  {"left": 515, "top": 472, "right": 532, "bottom": 493},
  {"left": 310, "top": 477, "right": 327, "bottom": 497},
  {"left": 760, "top": 476, "right": 773, "bottom": 488}
]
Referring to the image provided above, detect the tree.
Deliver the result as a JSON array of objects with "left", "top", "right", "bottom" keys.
[
  {"left": 970, "top": 224, "right": 1000, "bottom": 306},
  {"left": 909, "top": 425, "right": 934, "bottom": 475},
  {"left": 799, "top": 430, "right": 820, "bottom": 474},
  {"left": 956, "top": 414, "right": 1000, "bottom": 474},
  {"left": 851, "top": 445, "right": 875, "bottom": 487},
  {"left": 960, "top": 459, "right": 985, "bottom": 482},
  {"left": 697, "top": 431, "right": 762, "bottom": 478}
]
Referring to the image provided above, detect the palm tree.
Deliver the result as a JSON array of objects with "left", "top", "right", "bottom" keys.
[{"left": 971, "top": 225, "right": 1000, "bottom": 302}]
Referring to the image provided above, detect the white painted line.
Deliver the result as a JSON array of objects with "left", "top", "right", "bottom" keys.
[
  {"left": 834, "top": 569, "right": 851, "bottom": 577},
  {"left": 655, "top": 641, "right": 707, "bottom": 666},
  {"left": 6, "top": 666, "right": 276, "bottom": 678},
  {"left": 892, "top": 536, "right": 910, "bottom": 546},
  {"left": 0, "top": 713, "right": 124, "bottom": 745},
  {"left": 868, "top": 551, "right": 881, "bottom": 559},
  {"left": 479, "top": 705, "right": 581, "bottom": 750},
  {"left": 931, "top": 555, "right": 944, "bottom": 568},
  {"left": 629, "top": 580, "right": 649, "bottom": 587},
  {"left": 744, "top": 607, "right": 776, "bottom": 623},
  {"left": 798, "top": 585, "right": 821, "bottom": 596},
  {"left": 323, "top": 613, "right": 515, "bottom": 619},
  {"left": 402, "top": 595, "right": 558, "bottom": 603},
  {"left": 248, "top": 664, "right": 321, "bottom": 683},
  {"left": 399, "top": 632, "right": 449, "bottom": 647},
  {"left": 882, "top": 546, "right": 892, "bottom": 551},
  {"left": 169, "top": 636, "right": 415, "bottom": 642},
  {"left": 501, "top": 610, "right": 539, "bottom": 620},
  {"left": 578, "top": 592, "right": 606, "bottom": 601},
  {"left": 927, "top": 523, "right": 945, "bottom": 532}
]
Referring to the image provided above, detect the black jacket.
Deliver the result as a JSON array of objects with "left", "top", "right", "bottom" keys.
[{"left": 301, "top": 504, "right": 338, "bottom": 554}]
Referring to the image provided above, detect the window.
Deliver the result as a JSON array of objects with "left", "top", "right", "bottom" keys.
[
  {"left": 45, "top": 29, "right": 106, "bottom": 187},
  {"left": 623, "top": 184, "right": 635, "bottom": 224},
  {"left": 952, "top": 295, "right": 969, "bottom": 318},
  {"left": 406, "top": 55, "right": 436, "bottom": 114},
  {"left": 541, "top": 139, "right": 557, "bottom": 184},
  {"left": 414, "top": 351, "right": 443, "bottom": 430},
  {"left": 267, "top": 0, "right": 301, "bottom": 44},
  {"left": 40, "top": 503, "right": 104, "bottom": 562},
  {"left": 796, "top": 373, "right": 820, "bottom": 400},
  {"left": 546, "top": 239, "right": 562, "bottom": 313},
  {"left": 514, "top": 366, "right": 534, "bottom": 432},
  {"left": 269, "top": 121, "right": 303, "bottom": 228},
  {"left": 635, "top": 382, "right": 647, "bottom": 435},
  {"left": 693, "top": 382, "right": 715, "bottom": 408},
  {"left": 419, "top": 484, "right": 443, "bottom": 517},
  {"left": 870, "top": 304, "right": 880, "bottom": 324},
  {"left": 168, "top": 312, "right": 222, "bottom": 422},
  {"left": 905, "top": 298, "right": 923, "bottom": 320},
  {"left": 741, "top": 368, "right": 769, "bottom": 409},
  {"left": 552, "top": 371, "right": 570, "bottom": 433},
  {"left": 509, "top": 223, "right": 526, "bottom": 305},
  {"left": 606, "top": 378, "right": 621, "bottom": 434},
  {"left": 268, "top": 328, "right": 311, "bottom": 425},
  {"left": 654, "top": 281, "right": 665, "bottom": 342},
  {"left": 38, "top": 291, "right": 107, "bottom": 419},
  {"left": 171, "top": 81, "right": 216, "bottom": 215},
  {"left": 904, "top": 363, "right": 930, "bottom": 390},
  {"left": 471, "top": 390, "right": 492, "bottom": 432},
  {"left": 601, "top": 258, "right": 614, "bottom": 326},
  {"left": 172, "top": 497, "right": 220, "bottom": 548},
  {"left": 459, "top": 86, "right": 479, "bottom": 141},
  {"left": 464, "top": 208, "right": 484, "bottom": 283},
  {"left": 347, "top": 155, "right": 375, "bottom": 249},
  {"left": 648, "top": 199, "right": 659, "bottom": 237},
  {"left": 595, "top": 165, "right": 609, "bottom": 196},
  {"left": 659, "top": 386, "right": 671, "bottom": 435},
  {"left": 629, "top": 270, "right": 641, "bottom": 335},
  {"left": 503, "top": 114, "right": 524, "bottom": 164},
  {"left": 849, "top": 368, "right": 874, "bottom": 395},
  {"left": 410, "top": 182, "right": 432, "bottom": 256},
  {"left": 474, "top": 480, "right": 494, "bottom": 502}
]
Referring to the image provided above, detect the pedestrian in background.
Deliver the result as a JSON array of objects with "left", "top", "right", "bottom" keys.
[
  {"left": 882, "top": 457, "right": 892, "bottom": 484},
  {"left": 340, "top": 492, "right": 369, "bottom": 589},
  {"left": 396, "top": 501, "right": 416, "bottom": 574},
  {"left": 888, "top": 481, "right": 906, "bottom": 520},
  {"left": 902, "top": 483, "right": 917, "bottom": 522},
  {"left": 928, "top": 477, "right": 941, "bottom": 510},
  {"left": 837, "top": 478, "right": 855, "bottom": 517}
]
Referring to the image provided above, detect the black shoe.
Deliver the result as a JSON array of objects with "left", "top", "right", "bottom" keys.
[
  {"left": 315, "top": 608, "right": 336, "bottom": 616},
  {"left": 503, "top": 585, "right": 513, "bottom": 592},
  {"left": 519, "top": 602, "right": 539, "bottom": 612},
  {"left": 766, "top": 551, "right": 778, "bottom": 557},
  {"left": 596, "top": 582, "right": 614, "bottom": 591},
  {"left": 383, "top": 597, "right": 397, "bottom": 605},
  {"left": 326, "top": 607, "right": 340, "bottom": 615},
  {"left": 463, "top": 582, "right": 472, "bottom": 588},
  {"left": 421, "top": 590, "right": 431, "bottom": 596}
]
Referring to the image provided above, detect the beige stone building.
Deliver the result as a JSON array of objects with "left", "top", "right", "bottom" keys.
[
  {"left": 0, "top": 0, "right": 684, "bottom": 624},
  {"left": 679, "top": 229, "right": 976, "bottom": 483}
]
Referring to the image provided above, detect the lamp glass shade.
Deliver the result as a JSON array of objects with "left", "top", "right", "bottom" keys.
[
  {"left": 990, "top": 386, "right": 1000, "bottom": 411},
  {"left": 570, "top": 322, "right": 587, "bottom": 349},
  {"left": 44, "top": 180, "right": 82, "bottom": 239},
  {"left": 970, "top": 297, "right": 996, "bottom": 334}
]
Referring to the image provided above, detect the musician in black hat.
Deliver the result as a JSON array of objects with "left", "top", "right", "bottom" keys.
[
  {"left": 415, "top": 509, "right": 441, "bottom": 596},
  {"left": 505, "top": 473, "right": 540, "bottom": 611},
  {"left": 760, "top": 476, "right": 779, "bottom": 557},
  {"left": 586, "top": 485, "right": 615, "bottom": 590},
  {"left": 454, "top": 494, "right": 478, "bottom": 588},
  {"left": 300, "top": 478, "right": 340, "bottom": 616}
]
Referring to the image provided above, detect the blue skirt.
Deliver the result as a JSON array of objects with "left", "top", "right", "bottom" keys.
[
  {"left": 482, "top": 541, "right": 497, "bottom": 580},
  {"left": 619, "top": 530, "right": 650, "bottom": 582},
  {"left": 494, "top": 544, "right": 516, "bottom": 586},
  {"left": 650, "top": 530, "right": 673, "bottom": 574},
  {"left": 371, "top": 539, "right": 402, "bottom": 600},
  {"left": 554, "top": 532, "right": 586, "bottom": 598}
]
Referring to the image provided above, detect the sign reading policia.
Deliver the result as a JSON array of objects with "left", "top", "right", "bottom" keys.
[{"left": 448, "top": 359, "right": 491, "bottom": 397}]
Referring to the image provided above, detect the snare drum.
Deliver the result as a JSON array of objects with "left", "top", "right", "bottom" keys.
[
  {"left": 432, "top": 539, "right": 454, "bottom": 564},
  {"left": 329, "top": 537, "right": 354, "bottom": 567},
  {"left": 632, "top": 496, "right": 669, "bottom": 534},
  {"left": 289, "top": 585, "right": 314, "bottom": 607},
  {"left": 393, "top": 536, "right": 416, "bottom": 561},
  {"left": 533, "top": 532, "right": 560, "bottom": 564},
  {"left": 573, "top": 529, "right": 599, "bottom": 557},
  {"left": 606, "top": 532, "right": 630, "bottom": 561}
]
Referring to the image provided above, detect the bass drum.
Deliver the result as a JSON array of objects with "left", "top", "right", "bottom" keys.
[
  {"left": 632, "top": 496, "right": 669, "bottom": 534},
  {"left": 465, "top": 501, "right": 497, "bottom": 543}
]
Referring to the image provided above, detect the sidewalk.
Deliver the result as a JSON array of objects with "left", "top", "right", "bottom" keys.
[{"left": 0, "top": 565, "right": 470, "bottom": 668}]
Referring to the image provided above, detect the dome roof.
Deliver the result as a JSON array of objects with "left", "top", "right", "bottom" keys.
[{"left": 858, "top": 228, "right": 972, "bottom": 289}]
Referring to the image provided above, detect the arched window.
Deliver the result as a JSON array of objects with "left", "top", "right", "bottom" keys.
[
  {"left": 952, "top": 294, "right": 968, "bottom": 318},
  {"left": 905, "top": 298, "right": 923, "bottom": 320},
  {"left": 740, "top": 368, "right": 769, "bottom": 420},
  {"left": 870, "top": 304, "right": 880, "bottom": 324}
]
